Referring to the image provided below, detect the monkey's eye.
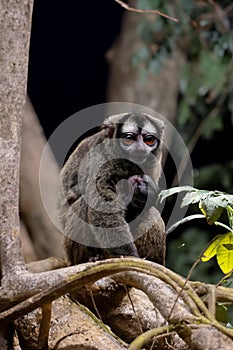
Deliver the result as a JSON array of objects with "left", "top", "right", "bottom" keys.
[
  {"left": 143, "top": 134, "right": 157, "bottom": 146},
  {"left": 121, "top": 133, "right": 137, "bottom": 145}
]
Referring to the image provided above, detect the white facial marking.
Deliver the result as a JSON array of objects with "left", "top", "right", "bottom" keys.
[
  {"left": 142, "top": 121, "right": 157, "bottom": 135},
  {"left": 121, "top": 122, "right": 138, "bottom": 134}
]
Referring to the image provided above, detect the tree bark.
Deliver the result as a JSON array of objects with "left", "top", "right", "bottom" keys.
[
  {"left": 0, "top": 0, "right": 34, "bottom": 347},
  {"left": 14, "top": 295, "right": 127, "bottom": 350},
  {"left": 20, "top": 96, "right": 63, "bottom": 260},
  {"left": 0, "top": 0, "right": 34, "bottom": 274}
]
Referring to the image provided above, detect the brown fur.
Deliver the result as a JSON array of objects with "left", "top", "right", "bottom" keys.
[{"left": 58, "top": 113, "right": 166, "bottom": 265}]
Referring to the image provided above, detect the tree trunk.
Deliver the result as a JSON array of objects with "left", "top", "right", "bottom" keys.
[
  {"left": 0, "top": 0, "right": 34, "bottom": 274},
  {"left": 20, "top": 96, "right": 63, "bottom": 260},
  {"left": 0, "top": 0, "right": 34, "bottom": 346}
]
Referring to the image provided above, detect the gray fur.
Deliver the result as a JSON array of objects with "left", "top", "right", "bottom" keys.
[{"left": 58, "top": 112, "right": 166, "bottom": 265}]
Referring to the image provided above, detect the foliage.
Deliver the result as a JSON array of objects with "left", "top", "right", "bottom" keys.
[
  {"left": 159, "top": 186, "right": 233, "bottom": 275},
  {"left": 134, "top": 0, "right": 233, "bottom": 296},
  {"left": 135, "top": 0, "right": 233, "bottom": 191},
  {"left": 160, "top": 186, "right": 233, "bottom": 326}
]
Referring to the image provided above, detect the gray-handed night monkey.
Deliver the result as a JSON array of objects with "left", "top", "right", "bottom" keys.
[{"left": 58, "top": 112, "right": 166, "bottom": 266}]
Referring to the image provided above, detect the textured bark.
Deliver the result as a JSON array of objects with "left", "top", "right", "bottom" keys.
[
  {"left": 7, "top": 258, "right": 232, "bottom": 350},
  {"left": 20, "top": 96, "right": 63, "bottom": 260},
  {"left": 0, "top": 257, "right": 232, "bottom": 349},
  {"left": 103, "top": 287, "right": 189, "bottom": 349},
  {"left": 14, "top": 295, "right": 127, "bottom": 350},
  {"left": 0, "top": 0, "right": 34, "bottom": 347},
  {"left": 0, "top": 0, "right": 34, "bottom": 275},
  {"left": 114, "top": 270, "right": 233, "bottom": 350}
]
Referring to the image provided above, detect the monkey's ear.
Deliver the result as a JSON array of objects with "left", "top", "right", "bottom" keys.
[{"left": 101, "top": 122, "right": 115, "bottom": 138}]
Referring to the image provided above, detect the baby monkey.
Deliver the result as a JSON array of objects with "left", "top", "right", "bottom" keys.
[{"left": 117, "top": 174, "right": 158, "bottom": 223}]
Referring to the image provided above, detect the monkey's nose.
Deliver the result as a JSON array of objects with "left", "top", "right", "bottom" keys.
[{"left": 130, "top": 153, "right": 147, "bottom": 164}]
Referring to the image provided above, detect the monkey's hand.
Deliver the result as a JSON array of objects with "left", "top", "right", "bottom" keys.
[{"left": 126, "top": 174, "right": 159, "bottom": 210}]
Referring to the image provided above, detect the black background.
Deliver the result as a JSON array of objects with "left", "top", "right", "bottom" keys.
[
  {"left": 27, "top": 0, "right": 123, "bottom": 139},
  {"left": 27, "top": 0, "right": 232, "bottom": 181}
]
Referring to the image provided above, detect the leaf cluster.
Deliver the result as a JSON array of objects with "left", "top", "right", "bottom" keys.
[
  {"left": 134, "top": 0, "right": 233, "bottom": 156},
  {"left": 160, "top": 186, "right": 233, "bottom": 274},
  {"left": 160, "top": 186, "right": 233, "bottom": 326}
]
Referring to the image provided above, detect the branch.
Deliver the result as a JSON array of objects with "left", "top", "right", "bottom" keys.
[
  {"left": 0, "top": 259, "right": 141, "bottom": 315},
  {"left": 114, "top": 0, "right": 178, "bottom": 22},
  {"left": 0, "top": 258, "right": 233, "bottom": 349},
  {"left": 128, "top": 325, "right": 174, "bottom": 350},
  {"left": 191, "top": 281, "right": 233, "bottom": 304},
  {"left": 114, "top": 270, "right": 233, "bottom": 349}
]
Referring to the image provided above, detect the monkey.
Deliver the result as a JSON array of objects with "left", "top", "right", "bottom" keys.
[{"left": 58, "top": 112, "right": 166, "bottom": 266}]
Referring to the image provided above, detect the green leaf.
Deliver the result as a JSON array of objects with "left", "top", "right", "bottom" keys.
[
  {"left": 199, "top": 199, "right": 224, "bottom": 224},
  {"left": 227, "top": 206, "right": 233, "bottom": 229},
  {"left": 167, "top": 214, "right": 205, "bottom": 234},
  {"left": 181, "top": 191, "right": 206, "bottom": 207},
  {"left": 202, "top": 232, "right": 233, "bottom": 267},
  {"left": 201, "top": 235, "right": 224, "bottom": 262},
  {"left": 159, "top": 188, "right": 233, "bottom": 229},
  {"left": 217, "top": 240, "right": 233, "bottom": 274},
  {"left": 199, "top": 192, "right": 233, "bottom": 224},
  {"left": 158, "top": 186, "right": 196, "bottom": 203}
]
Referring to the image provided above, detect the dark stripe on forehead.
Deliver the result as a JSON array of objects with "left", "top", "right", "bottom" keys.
[
  {"left": 115, "top": 123, "right": 124, "bottom": 138},
  {"left": 111, "top": 112, "right": 164, "bottom": 139}
]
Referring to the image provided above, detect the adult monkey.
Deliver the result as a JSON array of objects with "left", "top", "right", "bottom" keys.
[{"left": 58, "top": 112, "right": 166, "bottom": 265}]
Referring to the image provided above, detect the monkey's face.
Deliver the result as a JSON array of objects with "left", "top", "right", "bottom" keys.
[{"left": 117, "top": 120, "right": 160, "bottom": 164}]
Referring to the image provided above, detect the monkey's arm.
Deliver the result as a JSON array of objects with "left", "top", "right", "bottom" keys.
[
  {"left": 60, "top": 128, "right": 107, "bottom": 204},
  {"left": 62, "top": 196, "right": 139, "bottom": 264},
  {"left": 87, "top": 203, "right": 139, "bottom": 258},
  {"left": 134, "top": 206, "right": 166, "bottom": 265},
  {"left": 119, "top": 175, "right": 165, "bottom": 264}
]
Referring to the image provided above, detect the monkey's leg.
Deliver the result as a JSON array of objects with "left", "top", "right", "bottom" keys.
[
  {"left": 62, "top": 197, "right": 103, "bottom": 265},
  {"left": 63, "top": 197, "right": 139, "bottom": 264},
  {"left": 87, "top": 205, "right": 139, "bottom": 258},
  {"left": 134, "top": 206, "right": 166, "bottom": 265}
]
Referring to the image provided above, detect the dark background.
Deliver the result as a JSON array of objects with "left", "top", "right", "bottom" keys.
[
  {"left": 27, "top": 0, "right": 232, "bottom": 177},
  {"left": 27, "top": 0, "right": 123, "bottom": 139}
]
